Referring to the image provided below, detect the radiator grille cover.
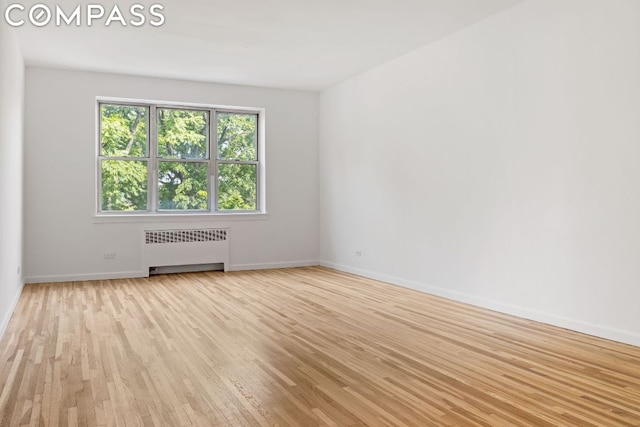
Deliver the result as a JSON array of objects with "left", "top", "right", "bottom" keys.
[{"left": 145, "top": 229, "right": 227, "bottom": 244}]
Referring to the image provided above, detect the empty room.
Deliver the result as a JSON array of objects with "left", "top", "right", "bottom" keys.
[{"left": 2, "top": 0, "right": 640, "bottom": 425}]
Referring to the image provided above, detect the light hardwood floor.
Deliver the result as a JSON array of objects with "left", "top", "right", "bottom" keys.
[{"left": 1, "top": 267, "right": 639, "bottom": 426}]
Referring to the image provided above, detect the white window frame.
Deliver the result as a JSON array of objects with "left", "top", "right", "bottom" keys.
[{"left": 96, "top": 97, "right": 266, "bottom": 218}]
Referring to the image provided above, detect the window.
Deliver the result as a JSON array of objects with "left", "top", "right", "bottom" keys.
[{"left": 98, "top": 100, "right": 263, "bottom": 214}]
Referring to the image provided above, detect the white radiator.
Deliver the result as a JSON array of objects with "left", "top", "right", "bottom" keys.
[{"left": 142, "top": 228, "right": 229, "bottom": 274}]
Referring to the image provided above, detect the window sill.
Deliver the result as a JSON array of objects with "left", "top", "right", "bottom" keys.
[{"left": 93, "top": 212, "right": 269, "bottom": 224}]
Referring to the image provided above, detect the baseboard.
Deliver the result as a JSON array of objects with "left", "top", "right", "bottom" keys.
[
  {"left": 0, "top": 279, "right": 25, "bottom": 341},
  {"left": 24, "top": 262, "right": 321, "bottom": 282},
  {"left": 25, "top": 270, "right": 147, "bottom": 284},
  {"left": 320, "top": 261, "right": 640, "bottom": 348},
  {"left": 229, "top": 260, "right": 319, "bottom": 272}
]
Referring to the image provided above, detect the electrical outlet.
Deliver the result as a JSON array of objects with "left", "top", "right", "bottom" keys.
[
  {"left": 104, "top": 252, "right": 116, "bottom": 259},
  {"left": 356, "top": 251, "right": 362, "bottom": 257}
]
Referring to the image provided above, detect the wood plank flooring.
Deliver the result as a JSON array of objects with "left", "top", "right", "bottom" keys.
[{"left": 1, "top": 267, "right": 639, "bottom": 426}]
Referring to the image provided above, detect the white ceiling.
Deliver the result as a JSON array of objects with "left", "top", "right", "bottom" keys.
[{"left": 12, "top": 0, "right": 524, "bottom": 91}]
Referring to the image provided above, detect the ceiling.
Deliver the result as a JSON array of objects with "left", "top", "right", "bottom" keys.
[{"left": 12, "top": 0, "right": 524, "bottom": 91}]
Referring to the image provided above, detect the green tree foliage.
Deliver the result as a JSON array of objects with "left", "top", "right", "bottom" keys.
[
  {"left": 217, "top": 113, "right": 258, "bottom": 210},
  {"left": 101, "top": 160, "right": 148, "bottom": 211},
  {"left": 158, "top": 109, "right": 207, "bottom": 159},
  {"left": 157, "top": 109, "right": 208, "bottom": 210},
  {"left": 158, "top": 161, "right": 208, "bottom": 210},
  {"left": 100, "top": 105, "right": 148, "bottom": 211}
]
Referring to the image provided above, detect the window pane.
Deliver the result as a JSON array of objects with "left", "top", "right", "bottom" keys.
[
  {"left": 158, "top": 109, "right": 208, "bottom": 159},
  {"left": 217, "top": 113, "right": 257, "bottom": 161},
  {"left": 101, "top": 160, "right": 148, "bottom": 211},
  {"left": 158, "top": 161, "right": 209, "bottom": 210},
  {"left": 218, "top": 164, "right": 257, "bottom": 210},
  {"left": 100, "top": 104, "right": 148, "bottom": 157}
]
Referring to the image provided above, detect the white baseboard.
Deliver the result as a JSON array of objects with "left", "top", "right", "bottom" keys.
[
  {"left": 320, "top": 261, "right": 640, "bottom": 348},
  {"left": 25, "top": 270, "right": 147, "bottom": 284},
  {"left": 0, "top": 279, "right": 25, "bottom": 341},
  {"left": 229, "top": 260, "right": 319, "bottom": 272},
  {"left": 24, "top": 261, "right": 321, "bottom": 283}
]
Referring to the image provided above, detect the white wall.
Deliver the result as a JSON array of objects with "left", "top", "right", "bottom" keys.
[
  {"left": 319, "top": 0, "right": 640, "bottom": 346},
  {"left": 24, "top": 68, "right": 319, "bottom": 282},
  {"left": 0, "top": 18, "right": 25, "bottom": 336}
]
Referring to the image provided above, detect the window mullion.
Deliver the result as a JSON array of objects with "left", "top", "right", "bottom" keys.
[
  {"left": 212, "top": 109, "right": 219, "bottom": 212},
  {"left": 149, "top": 105, "right": 157, "bottom": 213},
  {"left": 217, "top": 160, "right": 259, "bottom": 165}
]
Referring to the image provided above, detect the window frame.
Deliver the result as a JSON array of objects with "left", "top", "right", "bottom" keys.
[{"left": 96, "top": 98, "right": 266, "bottom": 217}]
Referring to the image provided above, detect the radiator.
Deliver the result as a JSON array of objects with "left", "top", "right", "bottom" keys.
[{"left": 142, "top": 228, "right": 229, "bottom": 274}]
